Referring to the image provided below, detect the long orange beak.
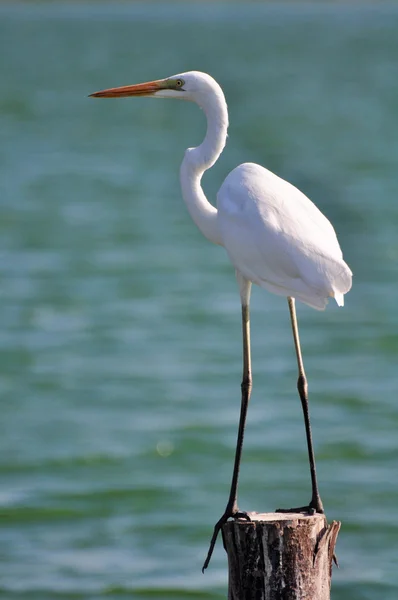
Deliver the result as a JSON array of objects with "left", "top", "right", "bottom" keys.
[{"left": 89, "top": 79, "right": 164, "bottom": 98}]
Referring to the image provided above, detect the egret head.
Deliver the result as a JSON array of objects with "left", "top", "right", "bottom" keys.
[{"left": 89, "top": 71, "right": 223, "bottom": 107}]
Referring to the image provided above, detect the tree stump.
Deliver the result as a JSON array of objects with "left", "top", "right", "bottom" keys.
[{"left": 222, "top": 512, "right": 340, "bottom": 600}]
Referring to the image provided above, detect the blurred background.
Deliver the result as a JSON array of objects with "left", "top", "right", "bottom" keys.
[{"left": 1, "top": 2, "right": 398, "bottom": 599}]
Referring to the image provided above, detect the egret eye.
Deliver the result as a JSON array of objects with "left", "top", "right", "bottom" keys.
[{"left": 176, "top": 79, "right": 184, "bottom": 88}]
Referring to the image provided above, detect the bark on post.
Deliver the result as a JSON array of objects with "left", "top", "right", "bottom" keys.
[{"left": 222, "top": 512, "right": 340, "bottom": 600}]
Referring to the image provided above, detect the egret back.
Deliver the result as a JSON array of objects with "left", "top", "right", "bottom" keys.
[{"left": 217, "top": 163, "right": 352, "bottom": 310}]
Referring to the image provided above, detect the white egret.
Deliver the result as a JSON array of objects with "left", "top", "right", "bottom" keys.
[{"left": 90, "top": 71, "right": 352, "bottom": 571}]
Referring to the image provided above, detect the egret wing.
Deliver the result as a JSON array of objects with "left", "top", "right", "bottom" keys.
[{"left": 217, "top": 163, "right": 352, "bottom": 307}]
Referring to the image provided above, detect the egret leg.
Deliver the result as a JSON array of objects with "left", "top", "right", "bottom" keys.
[
  {"left": 202, "top": 301, "right": 253, "bottom": 572},
  {"left": 278, "top": 297, "right": 324, "bottom": 514}
]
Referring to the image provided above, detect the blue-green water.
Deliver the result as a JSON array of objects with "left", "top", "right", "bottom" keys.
[{"left": 1, "top": 3, "right": 398, "bottom": 599}]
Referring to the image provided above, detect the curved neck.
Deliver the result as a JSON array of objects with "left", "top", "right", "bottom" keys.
[{"left": 179, "top": 87, "right": 229, "bottom": 245}]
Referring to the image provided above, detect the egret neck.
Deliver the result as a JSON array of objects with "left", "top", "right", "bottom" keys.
[{"left": 179, "top": 85, "right": 229, "bottom": 246}]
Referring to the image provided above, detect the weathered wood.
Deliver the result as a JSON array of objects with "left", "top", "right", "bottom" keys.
[{"left": 222, "top": 512, "right": 340, "bottom": 600}]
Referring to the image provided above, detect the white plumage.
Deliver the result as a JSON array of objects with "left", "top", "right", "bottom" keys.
[{"left": 217, "top": 161, "right": 352, "bottom": 310}]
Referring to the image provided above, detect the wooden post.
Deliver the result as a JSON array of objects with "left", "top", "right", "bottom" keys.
[{"left": 222, "top": 512, "right": 340, "bottom": 600}]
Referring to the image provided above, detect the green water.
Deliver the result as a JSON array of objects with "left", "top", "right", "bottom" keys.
[{"left": 1, "top": 3, "right": 398, "bottom": 599}]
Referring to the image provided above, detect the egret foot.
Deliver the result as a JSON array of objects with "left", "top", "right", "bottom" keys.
[
  {"left": 276, "top": 497, "right": 324, "bottom": 515},
  {"left": 276, "top": 506, "right": 317, "bottom": 515},
  {"left": 202, "top": 509, "right": 251, "bottom": 572}
]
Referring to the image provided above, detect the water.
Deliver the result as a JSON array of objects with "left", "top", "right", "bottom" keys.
[{"left": 1, "top": 3, "right": 398, "bottom": 598}]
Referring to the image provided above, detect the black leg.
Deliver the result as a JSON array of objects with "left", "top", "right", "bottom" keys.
[
  {"left": 202, "top": 301, "right": 253, "bottom": 571},
  {"left": 278, "top": 297, "right": 323, "bottom": 514}
]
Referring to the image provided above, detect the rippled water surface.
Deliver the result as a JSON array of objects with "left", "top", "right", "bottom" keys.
[{"left": 1, "top": 3, "right": 398, "bottom": 599}]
